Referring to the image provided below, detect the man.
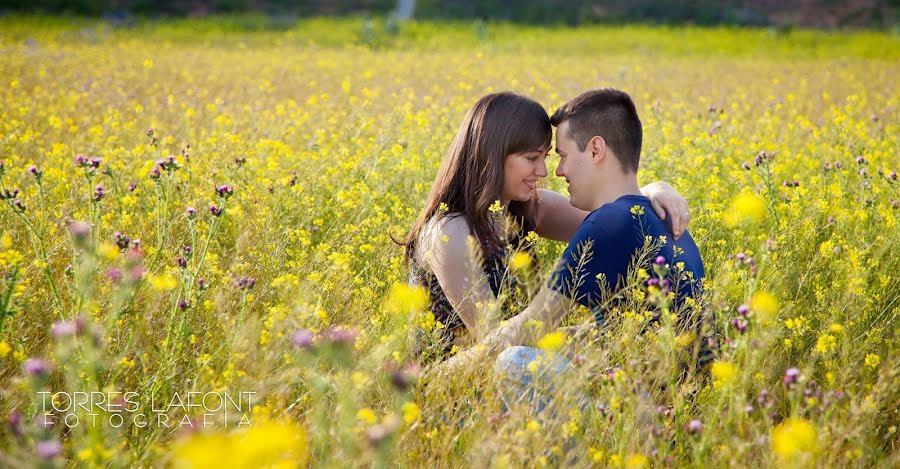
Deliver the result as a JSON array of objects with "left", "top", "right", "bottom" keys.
[{"left": 445, "top": 88, "right": 707, "bottom": 370}]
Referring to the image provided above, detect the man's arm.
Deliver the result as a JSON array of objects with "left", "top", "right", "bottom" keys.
[{"left": 533, "top": 182, "right": 690, "bottom": 242}]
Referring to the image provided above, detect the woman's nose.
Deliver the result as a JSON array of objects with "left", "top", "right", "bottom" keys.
[{"left": 536, "top": 161, "right": 548, "bottom": 177}]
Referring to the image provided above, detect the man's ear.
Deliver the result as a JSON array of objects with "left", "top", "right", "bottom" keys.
[{"left": 589, "top": 136, "right": 606, "bottom": 164}]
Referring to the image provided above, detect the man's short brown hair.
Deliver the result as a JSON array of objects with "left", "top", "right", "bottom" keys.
[{"left": 550, "top": 88, "right": 642, "bottom": 173}]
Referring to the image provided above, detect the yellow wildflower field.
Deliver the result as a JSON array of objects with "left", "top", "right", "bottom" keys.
[{"left": 0, "top": 16, "right": 898, "bottom": 467}]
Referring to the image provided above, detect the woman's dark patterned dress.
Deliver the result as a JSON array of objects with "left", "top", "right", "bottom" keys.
[{"left": 409, "top": 228, "right": 531, "bottom": 363}]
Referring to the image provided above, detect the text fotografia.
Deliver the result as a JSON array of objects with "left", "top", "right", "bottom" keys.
[{"left": 38, "top": 391, "right": 256, "bottom": 429}]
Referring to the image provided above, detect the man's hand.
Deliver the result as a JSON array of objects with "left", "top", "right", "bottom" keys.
[{"left": 641, "top": 181, "right": 691, "bottom": 239}]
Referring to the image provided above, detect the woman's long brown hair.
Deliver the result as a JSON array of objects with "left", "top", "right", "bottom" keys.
[{"left": 400, "top": 92, "right": 552, "bottom": 264}]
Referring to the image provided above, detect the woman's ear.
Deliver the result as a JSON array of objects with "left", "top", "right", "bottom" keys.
[{"left": 590, "top": 136, "right": 606, "bottom": 163}]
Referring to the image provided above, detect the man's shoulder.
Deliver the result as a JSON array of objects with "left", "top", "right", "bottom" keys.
[{"left": 579, "top": 198, "right": 648, "bottom": 238}]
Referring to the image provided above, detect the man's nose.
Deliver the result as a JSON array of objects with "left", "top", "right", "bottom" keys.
[{"left": 555, "top": 162, "right": 565, "bottom": 177}]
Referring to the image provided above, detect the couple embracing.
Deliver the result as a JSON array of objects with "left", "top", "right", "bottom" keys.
[{"left": 400, "top": 88, "right": 710, "bottom": 385}]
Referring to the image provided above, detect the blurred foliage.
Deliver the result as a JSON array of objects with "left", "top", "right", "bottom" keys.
[{"left": 0, "top": 0, "right": 897, "bottom": 29}]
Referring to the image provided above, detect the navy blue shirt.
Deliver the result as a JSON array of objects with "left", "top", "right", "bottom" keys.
[{"left": 551, "top": 194, "right": 705, "bottom": 322}]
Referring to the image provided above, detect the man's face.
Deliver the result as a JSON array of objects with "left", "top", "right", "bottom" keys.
[{"left": 554, "top": 120, "right": 594, "bottom": 210}]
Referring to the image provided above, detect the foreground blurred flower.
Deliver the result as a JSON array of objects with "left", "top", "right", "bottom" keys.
[
  {"left": 771, "top": 417, "right": 818, "bottom": 462},
  {"left": 36, "top": 439, "right": 62, "bottom": 459},
  {"left": 366, "top": 414, "right": 401, "bottom": 446},
  {"left": 686, "top": 419, "right": 703, "bottom": 435},
  {"left": 172, "top": 421, "right": 308, "bottom": 469},
  {"left": 383, "top": 283, "right": 428, "bottom": 314},
  {"left": 710, "top": 361, "right": 737, "bottom": 387},
  {"left": 750, "top": 291, "right": 779, "bottom": 321},
  {"left": 784, "top": 367, "right": 801, "bottom": 386},
  {"left": 291, "top": 329, "right": 314, "bottom": 349},
  {"left": 509, "top": 251, "right": 532, "bottom": 271},
  {"left": 23, "top": 358, "right": 53, "bottom": 378},
  {"left": 537, "top": 331, "right": 566, "bottom": 352},
  {"left": 726, "top": 193, "right": 767, "bottom": 227}
]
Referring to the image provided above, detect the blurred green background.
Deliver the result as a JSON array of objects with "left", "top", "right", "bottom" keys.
[{"left": 0, "top": 0, "right": 897, "bottom": 29}]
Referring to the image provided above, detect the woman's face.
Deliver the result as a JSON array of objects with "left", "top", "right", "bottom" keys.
[{"left": 501, "top": 147, "right": 549, "bottom": 203}]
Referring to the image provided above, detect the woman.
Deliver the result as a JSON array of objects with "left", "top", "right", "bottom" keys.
[{"left": 400, "top": 92, "right": 689, "bottom": 362}]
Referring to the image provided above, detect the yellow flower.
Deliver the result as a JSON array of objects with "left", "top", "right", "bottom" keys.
[
  {"left": 771, "top": 418, "right": 818, "bottom": 462},
  {"left": 537, "top": 331, "right": 566, "bottom": 352},
  {"left": 509, "top": 252, "right": 532, "bottom": 271},
  {"left": 828, "top": 323, "right": 844, "bottom": 333},
  {"left": 357, "top": 407, "right": 377, "bottom": 425},
  {"left": 488, "top": 200, "right": 503, "bottom": 214},
  {"left": 630, "top": 205, "right": 645, "bottom": 216},
  {"left": 625, "top": 453, "right": 648, "bottom": 468},
  {"left": 401, "top": 402, "right": 421, "bottom": 424},
  {"left": 815, "top": 333, "right": 836, "bottom": 354},
  {"left": 384, "top": 283, "right": 428, "bottom": 314},
  {"left": 0, "top": 341, "right": 10, "bottom": 358},
  {"left": 172, "top": 421, "right": 308, "bottom": 469},
  {"left": 750, "top": 291, "right": 779, "bottom": 320},
  {"left": 148, "top": 273, "right": 178, "bottom": 291},
  {"left": 726, "top": 192, "right": 767, "bottom": 226},
  {"left": 864, "top": 353, "right": 880, "bottom": 368},
  {"left": 711, "top": 361, "right": 737, "bottom": 387}
]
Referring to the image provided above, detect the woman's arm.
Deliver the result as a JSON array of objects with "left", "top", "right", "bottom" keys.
[
  {"left": 421, "top": 216, "right": 500, "bottom": 339},
  {"left": 534, "top": 182, "right": 691, "bottom": 242}
]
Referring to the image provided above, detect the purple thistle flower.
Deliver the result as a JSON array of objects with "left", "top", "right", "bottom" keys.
[
  {"left": 736, "top": 252, "right": 746, "bottom": 262},
  {"left": 731, "top": 318, "right": 748, "bottom": 334},
  {"left": 51, "top": 320, "right": 77, "bottom": 339},
  {"left": 28, "top": 165, "right": 42, "bottom": 180},
  {"left": 235, "top": 157, "right": 247, "bottom": 167},
  {"left": 744, "top": 404, "right": 755, "bottom": 414},
  {"left": 827, "top": 216, "right": 835, "bottom": 224},
  {"left": 855, "top": 156, "right": 867, "bottom": 165},
  {"left": 183, "top": 245, "right": 193, "bottom": 257},
  {"left": 113, "top": 231, "right": 130, "bottom": 250},
  {"left": 88, "top": 157, "right": 102, "bottom": 168},
  {"left": 74, "top": 155, "right": 88, "bottom": 166},
  {"left": 834, "top": 160, "right": 843, "bottom": 169},
  {"left": 322, "top": 326, "right": 358, "bottom": 347},
  {"left": 178, "top": 299, "right": 189, "bottom": 310},
  {"left": 686, "top": 419, "right": 702, "bottom": 435},
  {"left": 7, "top": 411, "right": 22, "bottom": 437},
  {"left": 23, "top": 358, "right": 53, "bottom": 378},
  {"left": 291, "top": 329, "right": 314, "bottom": 349},
  {"left": 646, "top": 278, "right": 660, "bottom": 287},
  {"left": 106, "top": 267, "right": 123, "bottom": 283},
  {"left": 737, "top": 304, "right": 750, "bottom": 316},
  {"left": 149, "top": 167, "right": 161, "bottom": 180},
  {"left": 0, "top": 159, "right": 4, "bottom": 175},
  {"left": 215, "top": 184, "right": 234, "bottom": 199},
  {"left": 234, "top": 277, "right": 256, "bottom": 290},
  {"left": 784, "top": 367, "right": 801, "bottom": 386},
  {"left": 186, "top": 207, "right": 197, "bottom": 219},
  {"left": 209, "top": 204, "right": 223, "bottom": 217},
  {"left": 93, "top": 185, "right": 105, "bottom": 201},
  {"left": 741, "top": 162, "right": 751, "bottom": 170},
  {"left": 654, "top": 256, "right": 667, "bottom": 266},
  {"left": 35, "top": 439, "right": 62, "bottom": 459},
  {"left": 889, "top": 171, "right": 897, "bottom": 181},
  {"left": 176, "top": 256, "right": 187, "bottom": 268},
  {"left": 128, "top": 182, "right": 137, "bottom": 192},
  {"left": 12, "top": 199, "right": 26, "bottom": 212},
  {"left": 388, "top": 363, "right": 420, "bottom": 391},
  {"left": 197, "top": 277, "right": 208, "bottom": 290},
  {"left": 0, "top": 188, "right": 18, "bottom": 200}
]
